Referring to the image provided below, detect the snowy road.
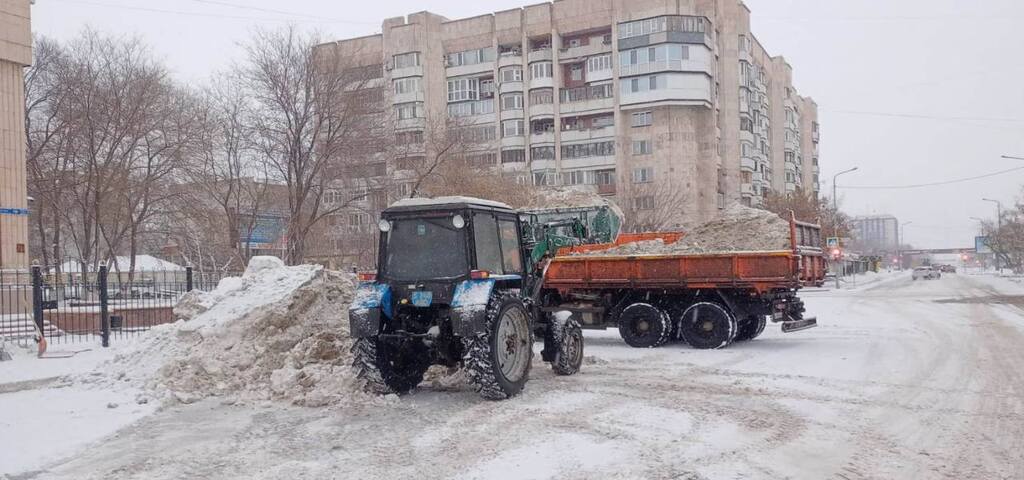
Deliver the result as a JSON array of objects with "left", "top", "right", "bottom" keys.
[{"left": 17, "top": 272, "right": 1024, "bottom": 479}]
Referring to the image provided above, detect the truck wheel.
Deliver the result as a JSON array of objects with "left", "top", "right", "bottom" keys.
[
  {"left": 734, "top": 315, "right": 767, "bottom": 342},
  {"left": 464, "top": 293, "right": 533, "bottom": 400},
  {"left": 549, "top": 316, "right": 584, "bottom": 376},
  {"left": 678, "top": 302, "right": 737, "bottom": 349},
  {"left": 351, "top": 337, "right": 431, "bottom": 395},
  {"left": 617, "top": 303, "right": 670, "bottom": 348}
]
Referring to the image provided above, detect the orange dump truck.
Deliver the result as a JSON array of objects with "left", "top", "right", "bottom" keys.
[{"left": 540, "top": 216, "right": 824, "bottom": 349}]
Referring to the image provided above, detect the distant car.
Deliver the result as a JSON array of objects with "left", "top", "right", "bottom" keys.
[
  {"left": 912, "top": 266, "right": 941, "bottom": 280},
  {"left": 937, "top": 265, "right": 957, "bottom": 274}
]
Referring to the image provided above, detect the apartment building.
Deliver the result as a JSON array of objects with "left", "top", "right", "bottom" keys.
[
  {"left": 850, "top": 215, "right": 901, "bottom": 255},
  {"left": 0, "top": 0, "right": 32, "bottom": 271},
  {"left": 315, "top": 0, "right": 820, "bottom": 266}
]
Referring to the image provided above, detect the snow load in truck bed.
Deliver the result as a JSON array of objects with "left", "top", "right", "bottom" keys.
[{"left": 579, "top": 204, "right": 794, "bottom": 256}]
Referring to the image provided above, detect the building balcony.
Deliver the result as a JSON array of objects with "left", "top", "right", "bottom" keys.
[
  {"left": 393, "top": 90, "right": 425, "bottom": 104},
  {"left": 498, "top": 53, "right": 522, "bottom": 68},
  {"left": 530, "top": 131, "right": 555, "bottom": 144},
  {"left": 530, "top": 103, "right": 554, "bottom": 118},
  {"left": 740, "top": 130, "right": 755, "bottom": 145},
  {"left": 559, "top": 41, "right": 612, "bottom": 63},
  {"left": 560, "top": 125, "right": 615, "bottom": 143},
  {"left": 501, "top": 108, "right": 525, "bottom": 120},
  {"left": 562, "top": 154, "right": 615, "bottom": 170},
  {"left": 560, "top": 96, "right": 614, "bottom": 115},
  {"left": 739, "top": 49, "right": 752, "bottom": 64},
  {"left": 785, "top": 182, "right": 797, "bottom": 193},
  {"left": 529, "top": 76, "right": 554, "bottom": 89},
  {"left": 588, "top": 68, "right": 613, "bottom": 83},
  {"left": 391, "top": 65, "right": 423, "bottom": 79},
  {"left": 740, "top": 157, "right": 756, "bottom": 172},
  {"left": 620, "top": 58, "right": 714, "bottom": 78},
  {"left": 501, "top": 136, "right": 526, "bottom": 149},
  {"left": 812, "top": 130, "right": 820, "bottom": 143},
  {"left": 740, "top": 183, "right": 755, "bottom": 196},
  {"left": 499, "top": 81, "right": 524, "bottom": 94},
  {"left": 785, "top": 160, "right": 797, "bottom": 173},
  {"left": 528, "top": 48, "right": 552, "bottom": 63},
  {"left": 597, "top": 183, "right": 617, "bottom": 196},
  {"left": 396, "top": 117, "right": 426, "bottom": 130},
  {"left": 785, "top": 138, "right": 799, "bottom": 151},
  {"left": 531, "top": 159, "right": 556, "bottom": 171},
  {"left": 446, "top": 61, "right": 495, "bottom": 77}
]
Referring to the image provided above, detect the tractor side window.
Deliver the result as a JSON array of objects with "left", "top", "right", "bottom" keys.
[
  {"left": 498, "top": 219, "right": 523, "bottom": 274},
  {"left": 473, "top": 213, "right": 504, "bottom": 274}
]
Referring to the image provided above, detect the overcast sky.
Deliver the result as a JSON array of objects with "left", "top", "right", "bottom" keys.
[{"left": 32, "top": 0, "right": 1024, "bottom": 249}]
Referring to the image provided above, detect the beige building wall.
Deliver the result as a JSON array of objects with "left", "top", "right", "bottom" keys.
[
  {"left": 0, "top": 0, "right": 31, "bottom": 270},
  {"left": 318, "top": 0, "right": 819, "bottom": 244}
]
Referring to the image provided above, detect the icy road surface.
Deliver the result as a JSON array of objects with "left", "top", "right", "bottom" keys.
[{"left": 19, "top": 272, "right": 1024, "bottom": 479}]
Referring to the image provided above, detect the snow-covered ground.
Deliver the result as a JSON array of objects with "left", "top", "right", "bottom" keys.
[{"left": 4, "top": 270, "right": 1024, "bottom": 479}]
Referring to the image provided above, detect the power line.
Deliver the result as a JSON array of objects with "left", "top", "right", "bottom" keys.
[
  {"left": 51, "top": 0, "right": 374, "bottom": 24},
  {"left": 823, "top": 109, "right": 1024, "bottom": 124},
  {"left": 187, "top": 0, "right": 376, "bottom": 25},
  {"left": 839, "top": 166, "right": 1024, "bottom": 190}
]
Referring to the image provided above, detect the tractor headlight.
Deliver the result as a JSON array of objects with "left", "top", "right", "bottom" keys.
[
  {"left": 378, "top": 219, "right": 392, "bottom": 232},
  {"left": 452, "top": 214, "right": 466, "bottom": 229}
]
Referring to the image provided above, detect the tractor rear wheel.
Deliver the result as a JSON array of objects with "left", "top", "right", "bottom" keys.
[
  {"left": 678, "top": 302, "right": 737, "bottom": 350},
  {"left": 464, "top": 293, "right": 534, "bottom": 400},
  {"left": 549, "top": 316, "right": 584, "bottom": 376},
  {"left": 352, "top": 336, "right": 431, "bottom": 395},
  {"left": 617, "top": 303, "right": 670, "bottom": 348},
  {"left": 734, "top": 315, "right": 767, "bottom": 342}
]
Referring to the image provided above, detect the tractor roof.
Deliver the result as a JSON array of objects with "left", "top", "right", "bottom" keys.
[{"left": 385, "top": 196, "right": 516, "bottom": 214}]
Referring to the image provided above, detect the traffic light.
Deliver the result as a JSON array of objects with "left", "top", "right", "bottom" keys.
[{"left": 831, "top": 248, "right": 842, "bottom": 260}]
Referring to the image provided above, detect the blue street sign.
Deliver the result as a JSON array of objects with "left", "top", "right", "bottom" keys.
[{"left": 0, "top": 208, "right": 29, "bottom": 216}]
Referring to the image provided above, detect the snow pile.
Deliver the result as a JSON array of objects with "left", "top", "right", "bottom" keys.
[
  {"left": 77, "top": 256, "right": 366, "bottom": 407},
  {"left": 584, "top": 204, "right": 793, "bottom": 256},
  {"left": 518, "top": 187, "right": 610, "bottom": 209}
]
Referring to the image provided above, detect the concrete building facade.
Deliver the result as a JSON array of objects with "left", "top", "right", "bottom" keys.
[
  {"left": 0, "top": 0, "right": 32, "bottom": 271},
  {"left": 315, "top": 0, "right": 820, "bottom": 265},
  {"left": 850, "top": 215, "right": 901, "bottom": 255}
]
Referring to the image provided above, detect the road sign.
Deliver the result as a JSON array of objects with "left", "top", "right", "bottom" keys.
[
  {"left": 0, "top": 208, "right": 29, "bottom": 216},
  {"left": 975, "top": 236, "right": 992, "bottom": 254},
  {"left": 826, "top": 237, "right": 840, "bottom": 248}
]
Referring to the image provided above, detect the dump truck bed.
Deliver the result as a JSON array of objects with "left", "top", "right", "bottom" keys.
[{"left": 546, "top": 217, "right": 826, "bottom": 293}]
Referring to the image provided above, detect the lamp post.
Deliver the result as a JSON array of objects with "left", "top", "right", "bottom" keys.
[
  {"left": 831, "top": 167, "right": 859, "bottom": 287},
  {"left": 899, "top": 221, "right": 912, "bottom": 271},
  {"left": 982, "top": 198, "right": 1003, "bottom": 271},
  {"left": 1001, "top": 155, "right": 1024, "bottom": 161}
]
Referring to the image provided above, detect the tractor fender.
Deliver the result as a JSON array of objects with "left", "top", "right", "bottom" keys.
[
  {"left": 349, "top": 283, "right": 392, "bottom": 338},
  {"left": 450, "top": 279, "right": 497, "bottom": 337}
]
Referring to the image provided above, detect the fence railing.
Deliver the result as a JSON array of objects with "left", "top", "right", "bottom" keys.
[{"left": 0, "top": 265, "right": 239, "bottom": 347}]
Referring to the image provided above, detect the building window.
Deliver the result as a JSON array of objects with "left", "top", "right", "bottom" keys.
[
  {"left": 501, "top": 149, "right": 526, "bottom": 163},
  {"left": 447, "top": 77, "right": 480, "bottom": 102},
  {"left": 631, "top": 111, "right": 652, "bottom": 127},
  {"left": 394, "top": 102, "right": 424, "bottom": 120},
  {"left": 531, "top": 146, "right": 555, "bottom": 160},
  {"left": 500, "top": 92, "right": 524, "bottom": 111},
  {"left": 587, "top": 54, "right": 612, "bottom": 72},
  {"left": 446, "top": 47, "right": 495, "bottom": 67},
  {"left": 592, "top": 114, "right": 614, "bottom": 128},
  {"left": 623, "top": 75, "right": 663, "bottom": 94},
  {"left": 618, "top": 15, "right": 706, "bottom": 40},
  {"left": 499, "top": 66, "right": 523, "bottom": 83},
  {"left": 393, "top": 52, "right": 420, "bottom": 69},
  {"left": 562, "top": 170, "right": 591, "bottom": 186},
  {"left": 570, "top": 65, "right": 583, "bottom": 81},
  {"left": 619, "top": 44, "right": 690, "bottom": 68},
  {"left": 561, "top": 141, "right": 615, "bottom": 159},
  {"left": 457, "top": 125, "right": 497, "bottom": 142},
  {"left": 502, "top": 119, "right": 525, "bottom": 137},
  {"left": 632, "top": 167, "right": 654, "bottom": 183},
  {"left": 395, "top": 131, "right": 423, "bottom": 145},
  {"left": 466, "top": 152, "right": 497, "bottom": 167},
  {"left": 560, "top": 83, "right": 614, "bottom": 103},
  {"left": 447, "top": 99, "right": 494, "bottom": 118},
  {"left": 529, "top": 88, "right": 554, "bottom": 105},
  {"left": 530, "top": 61, "right": 553, "bottom": 79},
  {"left": 632, "top": 140, "right": 652, "bottom": 155},
  {"left": 393, "top": 76, "right": 421, "bottom": 95},
  {"left": 632, "top": 196, "right": 656, "bottom": 211}
]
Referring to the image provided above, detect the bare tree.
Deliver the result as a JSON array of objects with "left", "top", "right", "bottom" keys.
[
  {"left": 763, "top": 188, "right": 851, "bottom": 239},
  {"left": 237, "top": 27, "right": 382, "bottom": 265},
  {"left": 619, "top": 180, "right": 689, "bottom": 233}
]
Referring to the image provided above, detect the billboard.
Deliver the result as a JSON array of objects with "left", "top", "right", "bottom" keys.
[
  {"left": 975, "top": 236, "right": 992, "bottom": 254},
  {"left": 241, "top": 213, "right": 287, "bottom": 249}
]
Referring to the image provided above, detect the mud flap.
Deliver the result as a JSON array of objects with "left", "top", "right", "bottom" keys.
[{"left": 781, "top": 317, "right": 817, "bottom": 333}]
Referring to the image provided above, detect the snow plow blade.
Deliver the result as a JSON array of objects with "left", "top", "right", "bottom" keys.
[{"left": 781, "top": 317, "right": 817, "bottom": 333}]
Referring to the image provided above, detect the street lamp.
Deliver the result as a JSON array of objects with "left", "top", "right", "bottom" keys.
[
  {"left": 1001, "top": 155, "right": 1024, "bottom": 161},
  {"left": 982, "top": 198, "right": 1003, "bottom": 271},
  {"left": 898, "top": 221, "right": 913, "bottom": 270},
  {"left": 830, "top": 167, "right": 858, "bottom": 287}
]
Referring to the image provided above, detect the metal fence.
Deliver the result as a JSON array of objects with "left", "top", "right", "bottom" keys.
[{"left": 0, "top": 265, "right": 238, "bottom": 347}]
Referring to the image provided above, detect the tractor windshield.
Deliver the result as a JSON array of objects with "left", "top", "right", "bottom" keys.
[{"left": 382, "top": 216, "right": 468, "bottom": 281}]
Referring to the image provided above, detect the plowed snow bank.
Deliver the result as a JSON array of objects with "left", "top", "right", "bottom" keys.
[{"left": 80, "top": 257, "right": 367, "bottom": 407}]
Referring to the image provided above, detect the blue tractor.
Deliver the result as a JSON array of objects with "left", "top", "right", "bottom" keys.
[{"left": 349, "top": 196, "right": 619, "bottom": 400}]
